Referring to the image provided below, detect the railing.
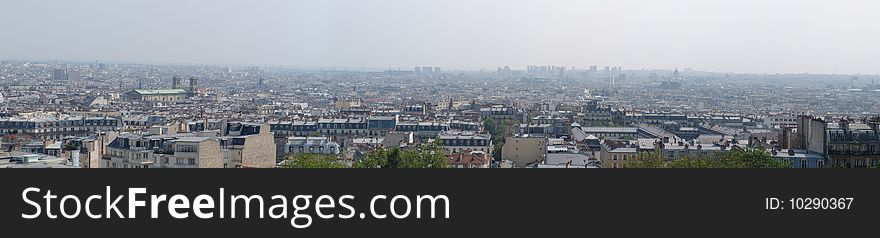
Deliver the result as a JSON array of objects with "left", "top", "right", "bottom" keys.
[
  {"left": 130, "top": 146, "right": 148, "bottom": 151},
  {"left": 827, "top": 150, "right": 880, "bottom": 156}
]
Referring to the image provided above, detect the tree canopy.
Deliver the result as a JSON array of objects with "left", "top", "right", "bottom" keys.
[
  {"left": 352, "top": 140, "right": 448, "bottom": 168},
  {"left": 279, "top": 154, "right": 347, "bottom": 168},
  {"left": 626, "top": 149, "right": 792, "bottom": 168},
  {"left": 483, "top": 118, "right": 508, "bottom": 160}
]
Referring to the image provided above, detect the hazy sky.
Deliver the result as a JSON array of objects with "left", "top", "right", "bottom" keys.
[{"left": 1, "top": 0, "right": 878, "bottom": 74}]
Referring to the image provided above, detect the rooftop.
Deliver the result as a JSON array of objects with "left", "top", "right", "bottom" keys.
[
  {"left": 131, "top": 89, "right": 188, "bottom": 95},
  {"left": 581, "top": 127, "right": 639, "bottom": 133}
]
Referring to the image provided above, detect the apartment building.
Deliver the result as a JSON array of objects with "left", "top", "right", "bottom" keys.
[
  {"left": 447, "top": 151, "right": 490, "bottom": 168},
  {"left": 827, "top": 121, "right": 880, "bottom": 168},
  {"left": 317, "top": 118, "right": 368, "bottom": 137},
  {"left": 501, "top": 136, "right": 546, "bottom": 167},
  {"left": 104, "top": 122, "right": 276, "bottom": 168},
  {"left": 438, "top": 131, "right": 492, "bottom": 155},
  {"left": 395, "top": 122, "right": 449, "bottom": 138},
  {"left": 600, "top": 140, "right": 639, "bottom": 169},
  {"left": 285, "top": 137, "right": 340, "bottom": 155},
  {"left": 580, "top": 127, "right": 639, "bottom": 140},
  {"left": 0, "top": 117, "right": 122, "bottom": 140},
  {"left": 480, "top": 106, "right": 516, "bottom": 120},
  {"left": 221, "top": 122, "right": 277, "bottom": 168}
]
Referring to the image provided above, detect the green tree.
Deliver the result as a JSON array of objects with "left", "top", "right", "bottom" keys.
[
  {"left": 280, "top": 154, "right": 347, "bottom": 168},
  {"left": 483, "top": 118, "right": 508, "bottom": 161},
  {"left": 626, "top": 152, "right": 666, "bottom": 168},
  {"left": 352, "top": 149, "right": 389, "bottom": 168},
  {"left": 626, "top": 149, "right": 791, "bottom": 168},
  {"left": 352, "top": 140, "right": 448, "bottom": 168},
  {"left": 417, "top": 140, "right": 449, "bottom": 168}
]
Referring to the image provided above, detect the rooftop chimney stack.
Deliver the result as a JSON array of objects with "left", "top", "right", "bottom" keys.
[{"left": 69, "top": 149, "right": 80, "bottom": 168}]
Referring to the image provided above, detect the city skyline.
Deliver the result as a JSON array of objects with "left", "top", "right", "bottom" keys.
[{"left": 2, "top": 0, "right": 879, "bottom": 74}]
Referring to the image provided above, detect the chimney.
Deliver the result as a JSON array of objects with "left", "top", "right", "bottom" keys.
[
  {"left": 869, "top": 120, "right": 879, "bottom": 131},
  {"left": 69, "top": 149, "right": 80, "bottom": 168}
]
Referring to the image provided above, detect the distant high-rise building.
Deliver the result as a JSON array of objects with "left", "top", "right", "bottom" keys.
[
  {"left": 497, "top": 66, "right": 513, "bottom": 77},
  {"left": 849, "top": 74, "right": 861, "bottom": 89},
  {"left": 609, "top": 67, "right": 622, "bottom": 85},
  {"left": 414, "top": 66, "right": 440, "bottom": 74},
  {"left": 52, "top": 69, "right": 66, "bottom": 81},
  {"left": 51, "top": 69, "right": 78, "bottom": 81},
  {"left": 67, "top": 70, "right": 80, "bottom": 81},
  {"left": 587, "top": 66, "right": 598, "bottom": 79}
]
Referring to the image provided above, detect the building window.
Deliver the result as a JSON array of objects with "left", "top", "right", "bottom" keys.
[
  {"left": 177, "top": 145, "right": 198, "bottom": 153},
  {"left": 817, "top": 160, "right": 825, "bottom": 168},
  {"left": 188, "top": 158, "right": 196, "bottom": 165},
  {"left": 855, "top": 159, "right": 867, "bottom": 168},
  {"left": 800, "top": 159, "right": 808, "bottom": 169}
]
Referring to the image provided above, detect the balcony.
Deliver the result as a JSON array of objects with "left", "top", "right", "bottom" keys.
[
  {"left": 828, "top": 150, "right": 880, "bottom": 156},
  {"left": 130, "top": 146, "right": 149, "bottom": 151}
]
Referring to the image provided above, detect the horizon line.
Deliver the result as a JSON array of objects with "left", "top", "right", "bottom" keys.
[{"left": 1, "top": 57, "right": 878, "bottom": 76}]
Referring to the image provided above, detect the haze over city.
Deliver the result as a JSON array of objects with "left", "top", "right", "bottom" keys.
[
  {"left": 2, "top": 0, "right": 879, "bottom": 74},
  {"left": 1, "top": 0, "right": 879, "bottom": 171},
  {"left": 2, "top": 2, "right": 877, "bottom": 237}
]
